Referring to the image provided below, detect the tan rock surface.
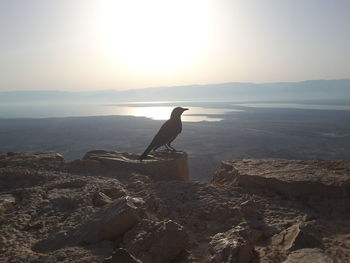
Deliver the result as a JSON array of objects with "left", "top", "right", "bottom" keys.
[
  {"left": 123, "top": 219, "right": 189, "bottom": 263},
  {"left": 1, "top": 152, "right": 349, "bottom": 262},
  {"left": 272, "top": 221, "right": 323, "bottom": 251},
  {"left": 69, "top": 150, "right": 190, "bottom": 182},
  {"left": 213, "top": 159, "right": 350, "bottom": 198},
  {"left": 0, "top": 194, "right": 17, "bottom": 214},
  {"left": 33, "top": 196, "right": 144, "bottom": 252},
  {"left": 204, "top": 226, "right": 255, "bottom": 263},
  {"left": 283, "top": 248, "right": 334, "bottom": 263},
  {"left": 103, "top": 248, "right": 142, "bottom": 263}
]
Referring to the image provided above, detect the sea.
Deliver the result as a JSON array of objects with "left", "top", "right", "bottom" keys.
[{"left": 1, "top": 101, "right": 350, "bottom": 122}]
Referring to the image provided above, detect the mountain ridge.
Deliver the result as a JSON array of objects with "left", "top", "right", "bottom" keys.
[{"left": 1, "top": 79, "right": 350, "bottom": 103}]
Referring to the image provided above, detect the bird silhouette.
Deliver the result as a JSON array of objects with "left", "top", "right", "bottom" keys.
[{"left": 139, "top": 107, "right": 188, "bottom": 160}]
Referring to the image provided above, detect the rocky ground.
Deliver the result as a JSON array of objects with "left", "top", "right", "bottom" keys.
[{"left": 0, "top": 151, "right": 349, "bottom": 263}]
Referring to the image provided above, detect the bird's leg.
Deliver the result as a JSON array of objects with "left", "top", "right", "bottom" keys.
[
  {"left": 164, "top": 144, "right": 172, "bottom": 151},
  {"left": 167, "top": 143, "right": 177, "bottom": 152},
  {"left": 153, "top": 146, "right": 161, "bottom": 152}
]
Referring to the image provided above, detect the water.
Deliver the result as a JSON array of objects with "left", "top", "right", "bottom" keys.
[
  {"left": 237, "top": 103, "right": 350, "bottom": 110},
  {"left": 1, "top": 101, "right": 349, "bottom": 121},
  {"left": 0, "top": 102, "right": 238, "bottom": 122}
]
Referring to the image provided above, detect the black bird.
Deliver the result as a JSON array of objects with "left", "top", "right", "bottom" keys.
[{"left": 139, "top": 107, "right": 188, "bottom": 160}]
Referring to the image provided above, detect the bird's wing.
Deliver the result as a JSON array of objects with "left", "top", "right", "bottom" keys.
[
  {"left": 151, "top": 119, "right": 179, "bottom": 147},
  {"left": 139, "top": 118, "right": 181, "bottom": 160}
]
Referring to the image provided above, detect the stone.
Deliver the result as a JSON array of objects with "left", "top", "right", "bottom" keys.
[
  {"left": 69, "top": 150, "right": 190, "bottom": 182},
  {"left": 47, "top": 179, "right": 87, "bottom": 189},
  {"left": 272, "top": 221, "right": 323, "bottom": 251},
  {"left": 100, "top": 185, "right": 127, "bottom": 200},
  {"left": 204, "top": 226, "right": 255, "bottom": 263},
  {"left": 239, "top": 200, "right": 259, "bottom": 215},
  {"left": 93, "top": 192, "right": 113, "bottom": 207},
  {"left": 103, "top": 248, "right": 142, "bottom": 263},
  {"left": 33, "top": 196, "right": 144, "bottom": 252},
  {"left": 212, "top": 159, "right": 350, "bottom": 199},
  {"left": 0, "top": 194, "right": 17, "bottom": 213},
  {"left": 123, "top": 219, "right": 189, "bottom": 263},
  {"left": 2, "top": 152, "right": 350, "bottom": 262},
  {"left": 0, "top": 151, "right": 64, "bottom": 167},
  {"left": 72, "top": 196, "right": 144, "bottom": 244},
  {"left": 283, "top": 248, "right": 334, "bottom": 263}
]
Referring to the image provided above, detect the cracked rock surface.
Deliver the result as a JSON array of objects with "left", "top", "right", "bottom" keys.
[{"left": 1, "top": 152, "right": 349, "bottom": 262}]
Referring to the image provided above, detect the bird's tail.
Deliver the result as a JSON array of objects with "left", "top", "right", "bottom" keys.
[{"left": 139, "top": 143, "right": 154, "bottom": 161}]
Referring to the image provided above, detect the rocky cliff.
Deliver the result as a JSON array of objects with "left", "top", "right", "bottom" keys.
[{"left": 0, "top": 151, "right": 349, "bottom": 263}]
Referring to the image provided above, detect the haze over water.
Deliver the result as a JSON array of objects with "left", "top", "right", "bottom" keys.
[
  {"left": 1, "top": 101, "right": 350, "bottom": 121},
  {"left": 0, "top": 102, "right": 236, "bottom": 121}
]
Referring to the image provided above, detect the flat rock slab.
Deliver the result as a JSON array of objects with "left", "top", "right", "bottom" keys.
[
  {"left": 272, "top": 221, "right": 323, "bottom": 251},
  {"left": 283, "top": 248, "right": 334, "bottom": 263},
  {"left": 69, "top": 150, "right": 190, "bottom": 182},
  {"left": 213, "top": 159, "right": 350, "bottom": 198}
]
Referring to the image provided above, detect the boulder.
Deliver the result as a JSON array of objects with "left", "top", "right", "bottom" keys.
[
  {"left": 123, "top": 219, "right": 189, "bottom": 263},
  {"left": 204, "top": 226, "right": 255, "bottom": 263},
  {"left": 212, "top": 159, "right": 350, "bottom": 199},
  {"left": 33, "top": 196, "right": 144, "bottom": 252},
  {"left": 272, "top": 221, "right": 323, "bottom": 251},
  {"left": 69, "top": 150, "right": 190, "bottom": 182},
  {"left": 283, "top": 248, "right": 334, "bottom": 263}
]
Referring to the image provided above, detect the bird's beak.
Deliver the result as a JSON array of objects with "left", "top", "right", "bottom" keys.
[{"left": 183, "top": 108, "right": 189, "bottom": 111}]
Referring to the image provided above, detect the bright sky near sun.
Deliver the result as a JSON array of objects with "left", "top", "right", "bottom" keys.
[{"left": 0, "top": 0, "right": 349, "bottom": 91}]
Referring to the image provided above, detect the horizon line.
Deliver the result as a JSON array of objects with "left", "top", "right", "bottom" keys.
[{"left": 1, "top": 78, "right": 350, "bottom": 93}]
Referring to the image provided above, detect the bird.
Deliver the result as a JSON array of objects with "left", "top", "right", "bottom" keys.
[{"left": 139, "top": 107, "right": 188, "bottom": 160}]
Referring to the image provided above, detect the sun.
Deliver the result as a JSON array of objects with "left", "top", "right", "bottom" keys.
[{"left": 97, "top": 0, "right": 210, "bottom": 73}]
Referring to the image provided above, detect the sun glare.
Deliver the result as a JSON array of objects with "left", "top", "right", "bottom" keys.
[
  {"left": 97, "top": 0, "right": 211, "bottom": 73},
  {"left": 130, "top": 106, "right": 174, "bottom": 120}
]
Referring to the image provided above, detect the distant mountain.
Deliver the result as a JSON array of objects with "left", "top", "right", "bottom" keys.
[{"left": 1, "top": 79, "right": 349, "bottom": 103}]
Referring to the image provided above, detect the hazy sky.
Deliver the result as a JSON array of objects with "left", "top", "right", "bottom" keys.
[{"left": 1, "top": 0, "right": 349, "bottom": 91}]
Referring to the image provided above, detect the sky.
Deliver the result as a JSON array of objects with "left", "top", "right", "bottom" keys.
[{"left": 0, "top": 0, "right": 349, "bottom": 91}]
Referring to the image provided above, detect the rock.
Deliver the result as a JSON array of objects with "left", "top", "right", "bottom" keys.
[
  {"left": 272, "top": 221, "right": 323, "bottom": 251},
  {"left": 71, "top": 196, "right": 144, "bottom": 244},
  {"left": 0, "top": 153, "right": 7, "bottom": 160},
  {"left": 48, "top": 188, "right": 82, "bottom": 212},
  {"left": 0, "top": 151, "right": 64, "bottom": 168},
  {"left": 103, "top": 248, "right": 142, "bottom": 263},
  {"left": 47, "top": 179, "right": 87, "bottom": 189},
  {"left": 204, "top": 226, "right": 255, "bottom": 263},
  {"left": 283, "top": 248, "right": 334, "bottom": 263},
  {"left": 212, "top": 159, "right": 350, "bottom": 199},
  {"left": 2, "top": 153, "right": 350, "bottom": 262},
  {"left": 33, "top": 196, "right": 144, "bottom": 252},
  {"left": 0, "top": 167, "right": 56, "bottom": 189},
  {"left": 69, "top": 150, "right": 190, "bottom": 182},
  {"left": 0, "top": 194, "right": 17, "bottom": 213},
  {"left": 93, "top": 192, "right": 113, "bottom": 207},
  {"left": 123, "top": 219, "right": 189, "bottom": 263},
  {"left": 100, "top": 185, "right": 127, "bottom": 200},
  {"left": 239, "top": 200, "right": 259, "bottom": 215}
]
